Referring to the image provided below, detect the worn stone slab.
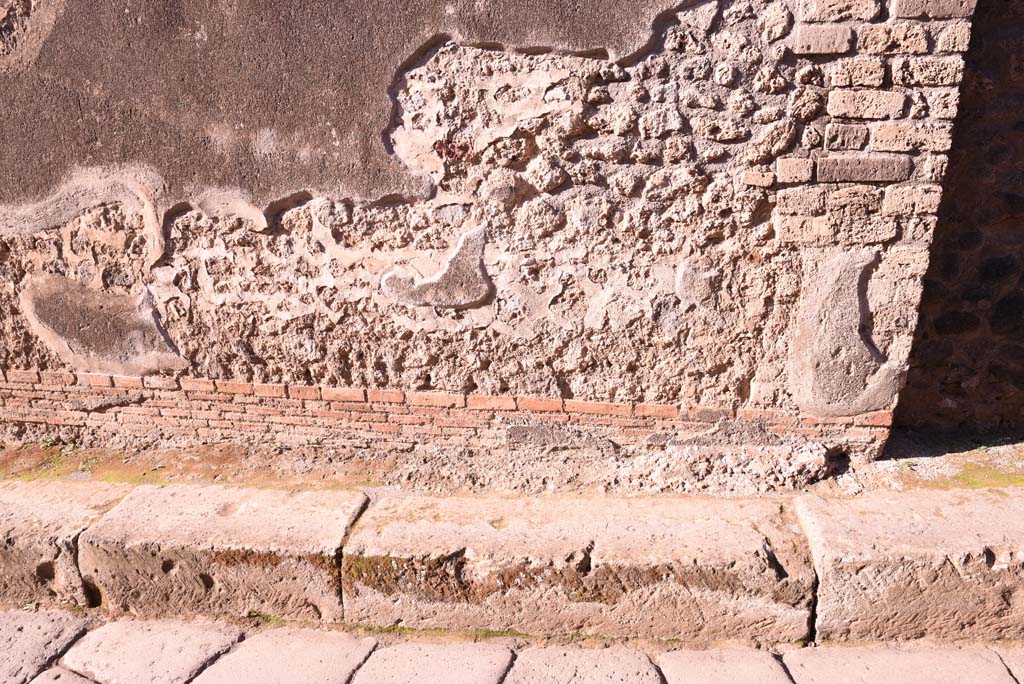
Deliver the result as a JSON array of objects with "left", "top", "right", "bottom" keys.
[
  {"left": 504, "top": 647, "right": 661, "bottom": 684},
  {"left": 29, "top": 667, "right": 95, "bottom": 684},
  {"left": 657, "top": 648, "right": 792, "bottom": 683},
  {"left": 0, "top": 481, "right": 131, "bottom": 607},
  {"left": 0, "top": 610, "right": 89, "bottom": 684},
  {"left": 784, "top": 645, "right": 1015, "bottom": 683},
  {"left": 997, "top": 649, "right": 1024, "bottom": 682},
  {"left": 342, "top": 495, "right": 814, "bottom": 641},
  {"left": 60, "top": 619, "right": 241, "bottom": 684},
  {"left": 78, "top": 484, "right": 367, "bottom": 621},
  {"left": 192, "top": 628, "right": 377, "bottom": 684},
  {"left": 352, "top": 642, "right": 513, "bottom": 684},
  {"left": 796, "top": 488, "right": 1024, "bottom": 641}
]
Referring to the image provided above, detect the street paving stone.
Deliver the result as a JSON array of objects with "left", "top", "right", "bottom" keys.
[
  {"left": 28, "top": 666, "right": 95, "bottom": 683},
  {"left": 352, "top": 642, "right": 514, "bottom": 684},
  {"left": 657, "top": 648, "right": 792, "bottom": 683},
  {"left": 0, "top": 609, "right": 89, "bottom": 684},
  {"left": 504, "top": 646, "right": 663, "bottom": 684},
  {"left": 784, "top": 645, "right": 1016, "bottom": 684}
]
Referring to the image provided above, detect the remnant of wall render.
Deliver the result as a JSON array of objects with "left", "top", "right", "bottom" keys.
[{"left": 0, "top": 0, "right": 977, "bottom": 490}]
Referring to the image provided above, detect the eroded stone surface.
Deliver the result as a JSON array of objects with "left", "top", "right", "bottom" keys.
[
  {"left": 0, "top": 610, "right": 88, "bottom": 684},
  {"left": 784, "top": 645, "right": 1015, "bottom": 684},
  {"left": 60, "top": 619, "right": 240, "bottom": 684},
  {"left": 657, "top": 648, "right": 792, "bottom": 683},
  {"left": 29, "top": 667, "right": 95, "bottom": 684},
  {"left": 796, "top": 488, "right": 1024, "bottom": 641},
  {"left": 352, "top": 642, "right": 513, "bottom": 684},
  {"left": 192, "top": 628, "right": 377, "bottom": 684},
  {"left": 0, "top": 481, "right": 130, "bottom": 607},
  {"left": 504, "top": 647, "right": 661, "bottom": 684},
  {"left": 342, "top": 494, "right": 814, "bottom": 641},
  {"left": 19, "top": 273, "right": 187, "bottom": 376},
  {"left": 78, "top": 484, "right": 367, "bottom": 621}
]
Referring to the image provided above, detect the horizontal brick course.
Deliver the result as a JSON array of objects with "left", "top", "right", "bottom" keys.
[
  {"left": 827, "top": 90, "right": 906, "bottom": 119},
  {"left": 817, "top": 154, "right": 913, "bottom": 182}
]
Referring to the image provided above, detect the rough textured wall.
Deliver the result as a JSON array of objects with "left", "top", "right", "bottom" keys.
[
  {"left": 897, "top": 0, "right": 1024, "bottom": 434},
  {"left": 0, "top": 0, "right": 977, "bottom": 487}
]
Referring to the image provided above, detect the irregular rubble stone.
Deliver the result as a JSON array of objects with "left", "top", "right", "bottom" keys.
[
  {"left": 78, "top": 484, "right": 367, "bottom": 621},
  {"left": 192, "top": 628, "right": 377, "bottom": 684},
  {"left": 19, "top": 273, "right": 188, "bottom": 376},
  {"left": 60, "top": 619, "right": 241, "bottom": 684},
  {"left": 784, "top": 645, "right": 1015, "bottom": 684},
  {"left": 656, "top": 648, "right": 792, "bottom": 683},
  {"left": 0, "top": 481, "right": 131, "bottom": 607},
  {"left": 352, "top": 643, "right": 513, "bottom": 684},
  {"left": 504, "top": 647, "right": 661, "bottom": 684},
  {"left": 796, "top": 488, "right": 1024, "bottom": 641},
  {"left": 0, "top": 610, "right": 89, "bottom": 684},
  {"left": 342, "top": 494, "right": 815, "bottom": 641}
]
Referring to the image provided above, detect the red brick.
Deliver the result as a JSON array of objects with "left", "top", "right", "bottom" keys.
[
  {"left": 180, "top": 377, "right": 217, "bottom": 392},
  {"left": 684, "top": 406, "right": 734, "bottom": 422},
  {"left": 143, "top": 376, "right": 180, "bottom": 390},
  {"left": 466, "top": 395, "right": 517, "bottom": 411},
  {"left": 389, "top": 414, "right": 431, "bottom": 425},
  {"left": 78, "top": 373, "right": 113, "bottom": 387},
  {"left": 516, "top": 396, "right": 564, "bottom": 412},
  {"left": 39, "top": 371, "right": 75, "bottom": 386},
  {"left": 112, "top": 375, "right": 144, "bottom": 389},
  {"left": 215, "top": 380, "right": 253, "bottom": 395},
  {"left": 6, "top": 370, "right": 40, "bottom": 384},
  {"left": 287, "top": 384, "right": 322, "bottom": 400},
  {"left": 634, "top": 403, "right": 679, "bottom": 419},
  {"left": 253, "top": 383, "right": 287, "bottom": 398},
  {"left": 322, "top": 386, "right": 366, "bottom": 402},
  {"left": 368, "top": 389, "right": 405, "bottom": 403},
  {"left": 407, "top": 391, "right": 465, "bottom": 408},
  {"left": 564, "top": 400, "right": 632, "bottom": 417},
  {"left": 854, "top": 410, "right": 894, "bottom": 427}
]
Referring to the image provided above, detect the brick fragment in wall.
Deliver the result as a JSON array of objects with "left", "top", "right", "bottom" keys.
[
  {"left": 826, "top": 123, "right": 869, "bottom": 151},
  {"left": 870, "top": 122, "right": 954, "bottom": 152},
  {"left": 892, "top": 56, "right": 965, "bottom": 87},
  {"left": 827, "top": 90, "right": 906, "bottom": 119},
  {"left": 922, "top": 87, "right": 961, "bottom": 118},
  {"left": 817, "top": 155, "right": 913, "bottom": 183},
  {"left": 890, "top": 0, "right": 977, "bottom": 19},
  {"left": 856, "top": 23, "right": 930, "bottom": 55},
  {"left": 827, "top": 58, "right": 885, "bottom": 88},
  {"left": 777, "top": 187, "right": 827, "bottom": 216},
  {"left": 933, "top": 21, "right": 972, "bottom": 53},
  {"left": 791, "top": 24, "right": 854, "bottom": 55},
  {"left": 882, "top": 184, "right": 944, "bottom": 215},
  {"left": 798, "top": 0, "right": 882, "bottom": 22},
  {"left": 776, "top": 158, "right": 814, "bottom": 184}
]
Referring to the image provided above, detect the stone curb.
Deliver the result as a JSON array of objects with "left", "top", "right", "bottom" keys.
[{"left": 2, "top": 480, "right": 1024, "bottom": 644}]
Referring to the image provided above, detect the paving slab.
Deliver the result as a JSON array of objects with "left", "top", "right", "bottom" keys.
[
  {"left": 795, "top": 488, "right": 1024, "bottom": 641},
  {"left": 504, "top": 646, "right": 661, "bottom": 684},
  {"left": 60, "top": 619, "right": 241, "bottom": 684},
  {"left": 997, "top": 648, "right": 1024, "bottom": 682},
  {"left": 657, "top": 648, "right": 792, "bottom": 683},
  {"left": 0, "top": 481, "right": 131, "bottom": 607},
  {"left": 29, "top": 666, "right": 96, "bottom": 683},
  {"left": 342, "top": 494, "right": 814, "bottom": 641},
  {"left": 0, "top": 609, "right": 90, "bottom": 684},
  {"left": 784, "top": 645, "right": 1016, "bottom": 684},
  {"left": 77, "top": 484, "right": 367, "bottom": 621},
  {"left": 351, "top": 642, "right": 514, "bottom": 684},
  {"left": 191, "top": 628, "right": 377, "bottom": 684}
]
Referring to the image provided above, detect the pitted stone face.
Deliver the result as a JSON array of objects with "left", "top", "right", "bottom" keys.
[{"left": 18, "top": 273, "right": 187, "bottom": 376}]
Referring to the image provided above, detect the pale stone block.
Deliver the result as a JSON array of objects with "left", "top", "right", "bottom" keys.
[
  {"left": 504, "top": 647, "right": 661, "bottom": 684},
  {"left": 892, "top": 56, "right": 965, "bottom": 87},
  {"left": 342, "top": 495, "right": 815, "bottom": 641},
  {"left": 817, "top": 155, "right": 913, "bottom": 182},
  {"left": 658, "top": 648, "right": 791, "bottom": 683},
  {"left": 827, "top": 90, "right": 906, "bottom": 119},
  {"left": 798, "top": 0, "right": 881, "bottom": 21},
  {"left": 796, "top": 488, "right": 1024, "bottom": 641},
  {"left": 192, "top": 628, "right": 377, "bottom": 684},
  {"left": 828, "top": 58, "right": 885, "bottom": 87},
  {"left": 0, "top": 610, "right": 89, "bottom": 684},
  {"left": 857, "top": 23, "right": 929, "bottom": 54},
  {"left": 78, "top": 484, "right": 367, "bottom": 621},
  {"left": 61, "top": 620, "right": 240, "bottom": 684},
  {"left": 871, "top": 122, "right": 954, "bottom": 152},
  {"left": 0, "top": 481, "right": 131, "bottom": 607},
  {"left": 791, "top": 24, "right": 854, "bottom": 55},
  {"left": 826, "top": 123, "right": 869, "bottom": 150},
  {"left": 352, "top": 643, "right": 513, "bottom": 684},
  {"left": 776, "top": 158, "right": 814, "bottom": 184},
  {"left": 891, "top": 0, "right": 977, "bottom": 19},
  {"left": 785, "top": 646, "right": 1015, "bottom": 683}
]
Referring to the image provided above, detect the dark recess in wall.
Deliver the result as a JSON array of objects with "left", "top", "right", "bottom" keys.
[{"left": 896, "top": 0, "right": 1024, "bottom": 437}]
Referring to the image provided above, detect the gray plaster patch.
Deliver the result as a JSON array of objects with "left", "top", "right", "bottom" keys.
[
  {"left": 382, "top": 227, "right": 493, "bottom": 309},
  {"left": 18, "top": 273, "right": 187, "bottom": 376}
]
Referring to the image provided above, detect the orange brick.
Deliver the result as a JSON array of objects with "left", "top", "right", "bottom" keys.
[
  {"left": 6, "top": 370, "right": 40, "bottom": 384},
  {"left": 516, "top": 396, "right": 564, "bottom": 412},
  {"left": 855, "top": 410, "right": 894, "bottom": 427},
  {"left": 565, "top": 400, "right": 632, "bottom": 416},
  {"left": 112, "top": 375, "right": 144, "bottom": 389},
  {"left": 635, "top": 403, "right": 678, "bottom": 419},
  {"left": 215, "top": 380, "right": 253, "bottom": 395},
  {"left": 322, "top": 386, "right": 366, "bottom": 402},
  {"left": 78, "top": 373, "right": 113, "bottom": 387},
  {"left": 368, "top": 389, "right": 405, "bottom": 403},
  {"left": 467, "top": 395, "right": 516, "bottom": 411},
  {"left": 143, "top": 376, "right": 180, "bottom": 390},
  {"left": 287, "top": 384, "right": 322, "bottom": 400},
  {"left": 180, "top": 377, "right": 217, "bottom": 392},
  {"left": 253, "top": 383, "right": 287, "bottom": 398},
  {"left": 407, "top": 391, "right": 465, "bottom": 408}
]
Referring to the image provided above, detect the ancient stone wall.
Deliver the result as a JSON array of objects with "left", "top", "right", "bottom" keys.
[
  {"left": 897, "top": 0, "right": 1024, "bottom": 435},
  {"left": 0, "top": 0, "right": 978, "bottom": 491}
]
